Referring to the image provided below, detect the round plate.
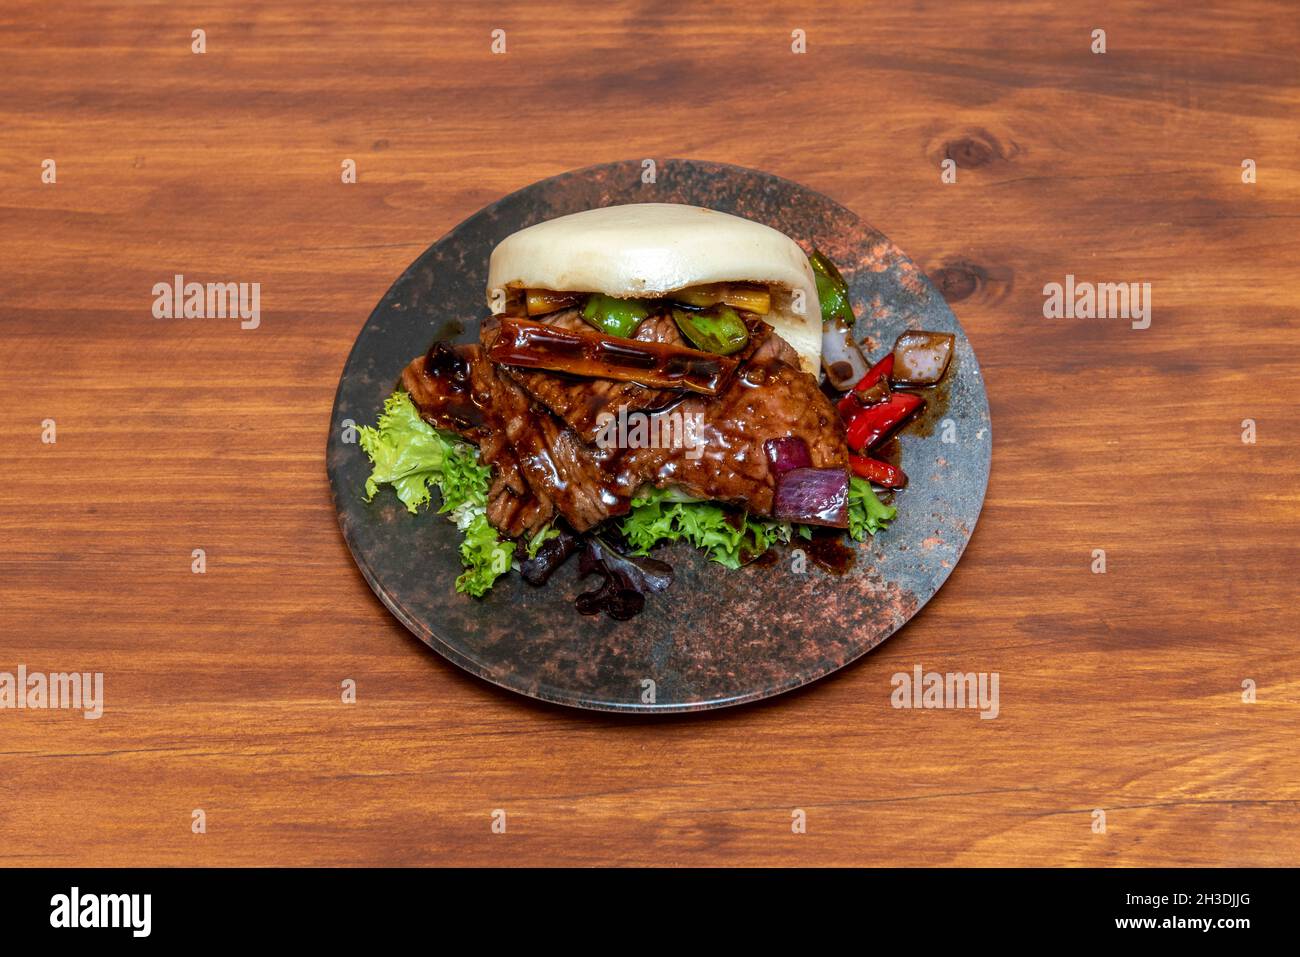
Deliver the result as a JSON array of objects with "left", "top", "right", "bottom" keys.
[{"left": 327, "top": 159, "right": 991, "bottom": 713}]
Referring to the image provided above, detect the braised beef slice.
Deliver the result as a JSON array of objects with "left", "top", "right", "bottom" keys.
[
  {"left": 400, "top": 342, "right": 485, "bottom": 439},
  {"left": 497, "top": 309, "right": 773, "bottom": 445},
  {"left": 490, "top": 310, "right": 687, "bottom": 443},
  {"left": 402, "top": 345, "right": 555, "bottom": 539},
  {"left": 404, "top": 329, "right": 628, "bottom": 536},
  {"left": 615, "top": 353, "right": 847, "bottom": 516}
]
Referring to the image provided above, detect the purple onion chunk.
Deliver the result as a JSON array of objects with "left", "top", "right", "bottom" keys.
[
  {"left": 773, "top": 467, "right": 849, "bottom": 528},
  {"left": 764, "top": 436, "right": 812, "bottom": 476}
]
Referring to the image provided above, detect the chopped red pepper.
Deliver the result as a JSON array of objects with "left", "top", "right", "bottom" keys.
[
  {"left": 853, "top": 353, "right": 894, "bottom": 395},
  {"left": 845, "top": 391, "right": 924, "bottom": 451},
  {"left": 837, "top": 391, "right": 864, "bottom": 423},
  {"left": 849, "top": 455, "right": 908, "bottom": 488},
  {"left": 837, "top": 353, "right": 895, "bottom": 425}
]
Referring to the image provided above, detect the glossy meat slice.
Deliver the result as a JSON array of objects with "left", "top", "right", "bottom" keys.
[
  {"left": 401, "top": 344, "right": 556, "bottom": 539},
  {"left": 499, "top": 309, "right": 773, "bottom": 445},
  {"left": 402, "top": 335, "right": 628, "bottom": 536},
  {"left": 400, "top": 343, "right": 485, "bottom": 439},
  {"left": 615, "top": 353, "right": 847, "bottom": 516},
  {"left": 493, "top": 310, "right": 686, "bottom": 443}
]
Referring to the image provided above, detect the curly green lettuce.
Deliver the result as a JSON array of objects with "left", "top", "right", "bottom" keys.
[
  {"left": 847, "top": 476, "right": 896, "bottom": 540},
  {"left": 454, "top": 512, "right": 514, "bottom": 596},
  {"left": 619, "top": 487, "right": 796, "bottom": 570},
  {"left": 620, "top": 477, "right": 896, "bottom": 568},
  {"left": 358, "top": 391, "right": 514, "bottom": 597}
]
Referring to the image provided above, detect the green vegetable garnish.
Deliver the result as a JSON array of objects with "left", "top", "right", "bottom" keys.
[
  {"left": 524, "top": 524, "right": 561, "bottom": 560},
  {"left": 621, "top": 476, "right": 895, "bottom": 567},
  {"left": 846, "top": 476, "right": 896, "bottom": 541},
  {"left": 808, "top": 248, "right": 854, "bottom": 326},
  {"left": 582, "top": 294, "right": 649, "bottom": 337},
  {"left": 620, "top": 487, "right": 795, "bottom": 569},
  {"left": 358, "top": 390, "right": 514, "bottom": 597},
  {"left": 671, "top": 305, "right": 749, "bottom": 355},
  {"left": 455, "top": 512, "right": 515, "bottom": 597}
]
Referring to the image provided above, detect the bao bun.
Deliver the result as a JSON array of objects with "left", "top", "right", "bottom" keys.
[{"left": 486, "top": 203, "right": 823, "bottom": 375}]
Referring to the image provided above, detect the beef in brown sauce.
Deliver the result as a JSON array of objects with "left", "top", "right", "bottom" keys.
[
  {"left": 616, "top": 352, "right": 846, "bottom": 515},
  {"left": 403, "top": 313, "right": 847, "bottom": 540}
]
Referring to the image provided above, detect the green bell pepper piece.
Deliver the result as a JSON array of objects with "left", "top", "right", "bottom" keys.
[
  {"left": 808, "top": 249, "right": 854, "bottom": 325},
  {"left": 582, "top": 294, "right": 649, "bottom": 337},
  {"left": 671, "top": 305, "right": 750, "bottom": 356}
]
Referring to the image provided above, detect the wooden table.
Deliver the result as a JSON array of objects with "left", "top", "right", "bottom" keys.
[{"left": 2, "top": 0, "right": 1297, "bottom": 867}]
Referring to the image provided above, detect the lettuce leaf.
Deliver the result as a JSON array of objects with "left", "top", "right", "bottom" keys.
[
  {"left": 847, "top": 476, "right": 896, "bottom": 541},
  {"left": 524, "top": 523, "right": 561, "bottom": 560},
  {"left": 359, "top": 392, "right": 456, "bottom": 514},
  {"left": 358, "top": 391, "right": 512, "bottom": 597},
  {"left": 620, "top": 476, "right": 896, "bottom": 566},
  {"left": 619, "top": 487, "right": 795, "bottom": 570},
  {"left": 455, "top": 512, "right": 515, "bottom": 597}
]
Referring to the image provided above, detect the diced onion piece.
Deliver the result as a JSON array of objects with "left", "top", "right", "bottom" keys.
[
  {"left": 526, "top": 289, "right": 582, "bottom": 316},
  {"left": 892, "top": 331, "right": 955, "bottom": 385},
  {"left": 673, "top": 282, "right": 771, "bottom": 315},
  {"left": 822, "top": 320, "right": 870, "bottom": 391},
  {"left": 764, "top": 437, "right": 812, "bottom": 476}
]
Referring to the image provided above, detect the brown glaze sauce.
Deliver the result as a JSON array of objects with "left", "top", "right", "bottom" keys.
[
  {"left": 803, "top": 530, "right": 857, "bottom": 574},
  {"left": 903, "top": 376, "right": 951, "bottom": 439}
]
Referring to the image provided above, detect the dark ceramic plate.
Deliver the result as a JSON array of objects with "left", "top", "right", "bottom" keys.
[{"left": 327, "top": 159, "right": 991, "bottom": 713}]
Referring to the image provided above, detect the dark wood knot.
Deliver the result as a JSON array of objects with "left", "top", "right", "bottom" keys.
[
  {"left": 944, "top": 135, "right": 998, "bottom": 168},
  {"left": 930, "top": 261, "right": 986, "bottom": 302}
]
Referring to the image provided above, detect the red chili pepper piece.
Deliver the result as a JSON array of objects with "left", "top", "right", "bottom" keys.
[
  {"left": 836, "top": 392, "right": 863, "bottom": 424},
  {"left": 837, "top": 353, "right": 895, "bottom": 425},
  {"left": 853, "top": 353, "right": 894, "bottom": 395},
  {"left": 849, "top": 455, "right": 908, "bottom": 488},
  {"left": 845, "top": 391, "right": 924, "bottom": 451}
]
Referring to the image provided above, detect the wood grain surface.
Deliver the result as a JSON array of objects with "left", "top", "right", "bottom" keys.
[{"left": 2, "top": 0, "right": 1297, "bottom": 867}]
